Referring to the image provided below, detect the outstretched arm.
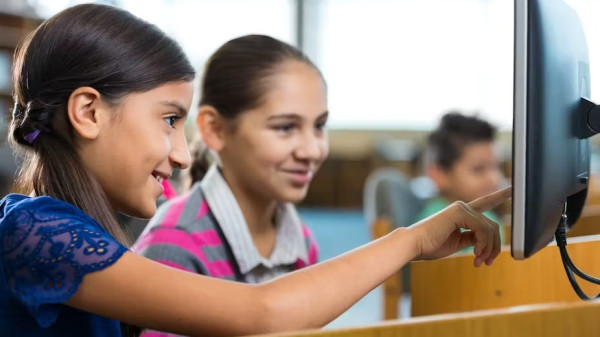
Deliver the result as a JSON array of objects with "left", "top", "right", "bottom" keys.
[{"left": 65, "top": 187, "right": 511, "bottom": 336}]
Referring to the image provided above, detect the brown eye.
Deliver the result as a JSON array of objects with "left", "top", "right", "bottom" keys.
[
  {"left": 164, "top": 116, "right": 178, "bottom": 127},
  {"left": 275, "top": 124, "right": 295, "bottom": 133},
  {"left": 315, "top": 121, "right": 327, "bottom": 131}
]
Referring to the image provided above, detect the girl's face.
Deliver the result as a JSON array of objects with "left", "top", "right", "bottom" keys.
[
  {"left": 218, "top": 61, "right": 329, "bottom": 203},
  {"left": 81, "top": 81, "right": 194, "bottom": 218}
]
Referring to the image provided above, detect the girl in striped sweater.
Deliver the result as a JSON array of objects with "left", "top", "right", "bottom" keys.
[
  {"left": 133, "top": 35, "right": 322, "bottom": 287},
  {"left": 133, "top": 35, "right": 325, "bottom": 336}
]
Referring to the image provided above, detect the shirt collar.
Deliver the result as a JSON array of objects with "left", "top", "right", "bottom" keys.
[{"left": 200, "top": 165, "right": 308, "bottom": 274}]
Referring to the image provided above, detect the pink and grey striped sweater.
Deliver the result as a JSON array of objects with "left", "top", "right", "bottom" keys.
[
  {"left": 134, "top": 190, "right": 318, "bottom": 279},
  {"left": 132, "top": 166, "right": 318, "bottom": 337}
]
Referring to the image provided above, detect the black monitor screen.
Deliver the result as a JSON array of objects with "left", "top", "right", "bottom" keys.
[{"left": 512, "top": 0, "right": 593, "bottom": 259}]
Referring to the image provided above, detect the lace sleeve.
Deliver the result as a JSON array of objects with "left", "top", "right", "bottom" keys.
[{"left": 0, "top": 197, "right": 127, "bottom": 328}]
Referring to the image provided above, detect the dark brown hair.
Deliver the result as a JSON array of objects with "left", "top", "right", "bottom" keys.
[
  {"left": 8, "top": 4, "right": 195, "bottom": 336},
  {"left": 191, "top": 34, "right": 323, "bottom": 182},
  {"left": 427, "top": 111, "right": 497, "bottom": 171},
  {"left": 188, "top": 139, "right": 215, "bottom": 187}
]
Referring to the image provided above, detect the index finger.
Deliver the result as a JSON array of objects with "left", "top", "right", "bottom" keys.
[{"left": 468, "top": 186, "right": 512, "bottom": 213}]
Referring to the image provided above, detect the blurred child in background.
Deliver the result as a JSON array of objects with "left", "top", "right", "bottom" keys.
[{"left": 416, "top": 112, "right": 506, "bottom": 250}]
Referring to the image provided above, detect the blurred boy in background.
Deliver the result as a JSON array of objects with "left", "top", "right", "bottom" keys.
[{"left": 416, "top": 112, "right": 506, "bottom": 250}]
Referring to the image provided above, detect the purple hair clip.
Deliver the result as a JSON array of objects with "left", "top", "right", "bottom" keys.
[{"left": 24, "top": 129, "right": 41, "bottom": 144}]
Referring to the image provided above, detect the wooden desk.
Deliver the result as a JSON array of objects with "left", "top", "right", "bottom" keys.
[
  {"left": 250, "top": 300, "right": 600, "bottom": 337},
  {"left": 411, "top": 235, "right": 600, "bottom": 317},
  {"left": 373, "top": 209, "right": 600, "bottom": 320}
]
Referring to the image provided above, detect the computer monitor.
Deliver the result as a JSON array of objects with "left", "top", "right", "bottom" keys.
[{"left": 511, "top": 0, "right": 599, "bottom": 260}]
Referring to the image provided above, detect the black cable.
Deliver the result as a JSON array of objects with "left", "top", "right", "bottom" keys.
[
  {"left": 560, "top": 244, "right": 600, "bottom": 284},
  {"left": 555, "top": 212, "right": 600, "bottom": 300},
  {"left": 556, "top": 214, "right": 600, "bottom": 283},
  {"left": 560, "top": 249, "right": 593, "bottom": 300}
]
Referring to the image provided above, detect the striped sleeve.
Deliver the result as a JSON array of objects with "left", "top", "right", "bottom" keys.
[
  {"left": 301, "top": 225, "right": 319, "bottom": 265},
  {"left": 133, "top": 195, "right": 210, "bottom": 275},
  {"left": 135, "top": 225, "right": 210, "bottom": 275}
]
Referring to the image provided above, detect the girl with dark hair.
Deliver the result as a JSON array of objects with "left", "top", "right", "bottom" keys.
[
  {"left": 0, "top": 4, "right": 509, "bottom": 337},
  {"left": 134, "top": 35, "right": 324, "bottom": 294}
]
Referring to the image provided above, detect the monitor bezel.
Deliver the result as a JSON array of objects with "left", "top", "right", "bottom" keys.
[{"left": 511, "top": 0, "right": 528, "bottom": 260}]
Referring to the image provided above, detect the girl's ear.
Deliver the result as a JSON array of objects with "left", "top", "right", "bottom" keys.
[
  {"left": 197, "top": 105, "right": 226, "bottom": 151},
  {"left": 67, "top": 87, "right": 105, "bottom": 140}
]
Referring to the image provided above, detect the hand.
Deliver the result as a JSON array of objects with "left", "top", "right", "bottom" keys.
[{"left": 407, "top": 186, "right": 512, "bottom": 267}]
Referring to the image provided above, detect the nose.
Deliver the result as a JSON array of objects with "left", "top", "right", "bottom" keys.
[
  {"left": 295, "top": 130, "right": 327, "bottom": 162},
  {"left": 169, "top": 129, "right": 192, "bottom": 170}
]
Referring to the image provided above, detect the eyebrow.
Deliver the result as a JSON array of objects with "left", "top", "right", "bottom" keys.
[
  {"left": 267, "top": 111, "right": 329, "bottom": 121},
  {"left": 318, "top": 111, "right": 329, "bottom": 120},
  {"left": 159, "top": 101, "right": 189, "bottom": 118}
]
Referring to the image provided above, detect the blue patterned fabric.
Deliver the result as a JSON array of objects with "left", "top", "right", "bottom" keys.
[{"left": 0, "top": 194, "right": 127, "bottom": 336}]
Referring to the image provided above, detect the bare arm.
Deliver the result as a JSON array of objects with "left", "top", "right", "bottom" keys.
[
  {"left": 65, "top": 187, "right": 511, "bottom": 336},
  {"left": 254, "top": 187, "right": 511, "bottom": 331}
]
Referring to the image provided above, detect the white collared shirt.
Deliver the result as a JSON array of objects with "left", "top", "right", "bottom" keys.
[{"left": 200, "top": 165, "right": 309, "bottom": 283}]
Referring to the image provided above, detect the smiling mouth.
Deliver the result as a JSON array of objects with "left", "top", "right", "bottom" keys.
[
  {"left": 287, "top": 170, "right": 311, "bottom": 175},
  {"left": 151, "top": 171, "right": 169, "bottom": 183},
  {"left": 283, "top": 170, "right": 314, "bottom": 184}
]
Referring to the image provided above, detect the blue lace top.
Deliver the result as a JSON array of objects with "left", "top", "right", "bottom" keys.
[{"left": 0, "top": 194, "right": 128, "bottom": 337}]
